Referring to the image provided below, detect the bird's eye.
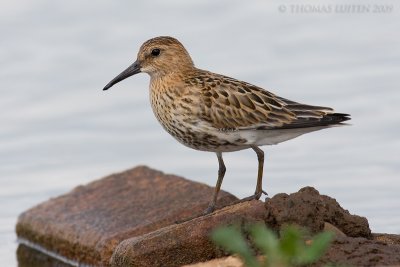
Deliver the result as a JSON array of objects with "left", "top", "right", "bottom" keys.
[{"left": 151, "top": 48, "right": 161, "bottom": 57}]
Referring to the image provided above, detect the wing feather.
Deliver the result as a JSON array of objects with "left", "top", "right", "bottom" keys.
[{"left": 185, "top": 71, "right": 350, "bottom": 131}]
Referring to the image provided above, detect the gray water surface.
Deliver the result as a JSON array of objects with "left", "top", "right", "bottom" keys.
[{"left": 1, "top": 1, "right": 400, "bottom": 265}]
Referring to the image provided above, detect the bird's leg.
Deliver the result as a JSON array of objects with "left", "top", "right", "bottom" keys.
[
  {"left": 204, "top": 152, "right": 226, "bottom": 214},
  {"left": 252, "top": 146, "right": 267, "bottom": 199},
  {"left": 240, "top": 146, "right": 267, "bottom": 202}
]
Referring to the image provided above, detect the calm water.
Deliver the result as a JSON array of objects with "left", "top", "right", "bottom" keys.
[{"left": 1, "top": 0, "right": 399, "bottom": 265}]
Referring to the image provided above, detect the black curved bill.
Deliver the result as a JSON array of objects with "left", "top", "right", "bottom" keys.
[{"left": 103, "top": 60, "right": 141, "bottom": 90}]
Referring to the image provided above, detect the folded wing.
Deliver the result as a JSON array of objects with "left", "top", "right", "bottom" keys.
[{"left": 193, "top": 73, "right": 350, "bottom": 131}]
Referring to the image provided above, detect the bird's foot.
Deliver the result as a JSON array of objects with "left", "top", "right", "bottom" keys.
[
  {"left": 203, "top": 204, "right": 215, "bottom": 215},
  {"left": 240, "top": 189, "right": 268, "bottom": 202},
  {"left": 202, "top": 190, "right": 268, "bottom": 215}
]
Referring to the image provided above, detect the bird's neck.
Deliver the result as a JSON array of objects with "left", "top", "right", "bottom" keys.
[{"left": 150, "top": 68, "right": 197, "bottom": 86}]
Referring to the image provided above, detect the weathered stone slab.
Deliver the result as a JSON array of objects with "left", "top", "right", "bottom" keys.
[
  {"left": 316, "top": 236, "right": 400, "bottom": 266},
  {"left": 16, "top": 166, "right": 238, "bottom": 266},
  {"left": 111, "top": 200, "right": 266, "bottom": 267},
  {"left": 183, "top": 256, "right": 244, "bottom": 267}
]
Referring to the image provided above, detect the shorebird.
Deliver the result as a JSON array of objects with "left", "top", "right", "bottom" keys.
[{"left": 103, "top": 36, "right": 350, "bottom": 213}]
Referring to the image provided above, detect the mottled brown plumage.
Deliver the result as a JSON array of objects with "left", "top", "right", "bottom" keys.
[{"left": 103, "top": 36, "right": 350, "bottom": 213}]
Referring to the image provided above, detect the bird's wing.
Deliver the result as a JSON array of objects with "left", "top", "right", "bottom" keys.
[
  {"left": 273, "top": 96, "right": 350, "bottom": 129},
  {"left": 186, "top": 72, "right": 348, "bottom": 131}
]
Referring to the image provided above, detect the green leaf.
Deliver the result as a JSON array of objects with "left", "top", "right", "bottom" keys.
[
  {"left": 211, "top": 224, "right": 334, "bottom": 267},
  {"left": 279, "top": 225, "right": 303, "bottom": 260},
  {"left": 249, "top": 224, "right": 280, "bottom": 266},
  {"left": 211, "top": 226, "right": 261, "bottom": 267},
  {"left": 300, "top": 232, "right": 334, "bottom": 264}
]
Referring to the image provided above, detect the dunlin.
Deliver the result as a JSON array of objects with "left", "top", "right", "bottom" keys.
[{"left": 103, "top": 36, "right": 350, "bottom": 213}]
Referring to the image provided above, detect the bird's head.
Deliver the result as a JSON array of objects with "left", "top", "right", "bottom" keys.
[{"left": 103, "top": 36, "right": 194, "bottom": 90}]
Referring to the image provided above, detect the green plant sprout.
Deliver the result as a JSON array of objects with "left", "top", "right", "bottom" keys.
[{"left": 211, "top": 224, "right": 334, "bottom": 267}]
